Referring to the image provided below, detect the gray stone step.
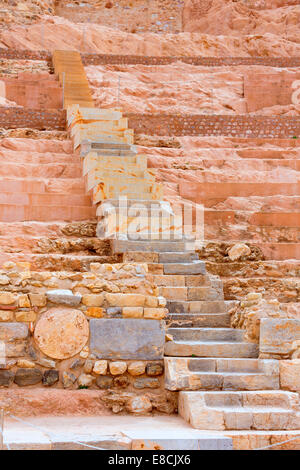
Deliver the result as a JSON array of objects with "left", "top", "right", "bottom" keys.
[
  {"left": 168, "top": 328, "right": 245, "bottom": 342},
  {"left": 159, "top": 252, "right": 198, "bottom": 264},
  {"left": 166, "top": 300, "right": 227, "bottom": 314},
  {"left": 164, "top": 340, "right": 259, "bottom": 358},
  {"left": 111, "top": 239, "right": 188, "bottom": 254},
  {"left": 164, "top": 261, "right": 206, "bottom": 275},
  {"left": 187, "top": 287, "right": 224, "bottom": 301},
  {"left": 178, "top": 391, "right": 300, "bottom": 430},
  {"left": 164, "top": 357, "right": 279, "bottom": 391},
  {"left": 166, "top": 313, "right": 230, "bottom": 328}
]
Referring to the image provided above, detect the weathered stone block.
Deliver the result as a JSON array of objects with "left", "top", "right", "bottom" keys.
[
  {"left": 0, "top": 370, "right": 14, "bottom": 387},
  {"left": 134, "top": 377, "right": 160, "bottom": 389},
  {"left": 28, "top": 293, "right": 46, "bottom": 307},
  {"left": 260, "top": 319, "right": 300, "bottom": 356},
  {"left": 90, "top": 319, "right": 165, "bottom": 360},
  {"left": 280, "top": 360, "right": 300, "bottom": 392},
  {"left": 14, "top": 368, "right": 43, "bottom": 386},
  {"left": 128, "top": 361, "right": 146, "bottom": 376},
  {"left": 43, "top": 370, "right": 59, "bottom": 387},
  {"left": 0, "top": 323, "right": 28, "bottom": 341},
  {"left": 146, "top": 362, "right": 164, "bottom": 376},
  {"left": 46, "top": 289, "right": 82, "bottom": 306},
  {"left": 15, "top": 311, "right": 37, "bottom": 322},
  {"left": 109, "top": 361, "right": 127, "bottom": 375},
  {"left": 96, "top": 376, "right": 113, "bottom": 389},
  {"left": 82, "top": 294, "right": 104, "bottom": 307}
]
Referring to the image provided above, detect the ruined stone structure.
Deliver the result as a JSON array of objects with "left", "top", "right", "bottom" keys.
[{"left": 0, "top": 0, "right": 299, "bottom": 451}]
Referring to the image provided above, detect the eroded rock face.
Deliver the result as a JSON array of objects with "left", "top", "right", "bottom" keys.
[
  {"left": 34, "top": 308, "right": 89, "bottom": 359},
  {"left": 230, "top": 293, "right": 286, "bottom": 343}
]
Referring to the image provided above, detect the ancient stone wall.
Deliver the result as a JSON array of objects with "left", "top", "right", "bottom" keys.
[
  {"left": 0, "top": 107, "right": 66, "bottom": 130},
  {"left": 0, "top": 49, "right": 300, "bottom": 67},
  {"left": 128, "top": 114, "right": 300, "bottom": 138},
  {"left": 0, "top": 262, "right": 173, "bottom": 414}
]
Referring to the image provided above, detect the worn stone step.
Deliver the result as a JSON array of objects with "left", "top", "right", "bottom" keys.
[
  {"left": 164, "top": 341, "right": 258, "bottom": 358},
  {"left": 158, "top": 252, "right": 198, "bottom": 263},
  {"left": 111, "top": 239, "right": 189, "bottom": 254},
  {"left": 163, "top": 261, "right": 206, "bottom": 275},
  {"left": 166, "top": 300, "right": 227, "bottom": 314},
  {"left": 167, "top": 328, "right": 245, "bottom": 342},
  {"left": 164, "top": 357, "right": 279, "bottom": 391},
  {"left": 0, "top": 162, "right": 82, "bottom": 178},
  {"left": 0, "top": 150, "right": 79, "bottom": 164},
  {"left": 0, "top": 205, "right": 96, "bottom": 222},
  {"left": 161, "top": 285, "right": 225, "bottom": 302},
  {"left": 166, "top": 313, "right": 230, "bottom": 328},
  {"left": 0, "top": 138, "right": 73, "bottom": 154},
  {"left": 0, "top": 178, "right": 85, "bottom": 194},
  {"left": 0, "top": 193, "right": 91, "bottom": 206},
  {"left": 178, "top": 391, "right": 300, "bottom": 430}
]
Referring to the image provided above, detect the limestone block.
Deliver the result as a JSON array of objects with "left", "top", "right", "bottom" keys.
[
  {"left": 0, "top": 311, "right": 13, "bottom": 322},
  {"left": 85, "top": 307, "right": 104, "bottom": 318},
  {"left": 28, "top": 293, "right": 46, "bottom": 307},
  {"left": 15, "top": 311, "right": 37, "bottom": 322},
  {"left": 122, "top": 307, "right": 143, "bottom": 318},
  {"left": 105, "top": 293, "right": 145, "bottom": 307},
  {"left": 0, "top": 323, "right": 28, "bottom": 341},
  {"left": 260, "top": 319, "right": 300, "bottom": 356},
  {"left": 90, "top": 319, "right": 165, "bottom": 360},
  {"left": 82, "top": 294, "right": 104, "bottom": 307},
  {"left": 93, "top": 360, "right": 108, "bottom": 375},
  {"left": 144, "top": 308, "right": 167, "bottom": 320},
  {"left": 18, "top": 294, "right": 30, "bottom": 308},
  {"left": 34, "top": 308, "right": 89, "bottom": 360},
  {"left": 0, "top": 292, "right": 17, "bottom": 305},
  {"left": 280, "top": 360, "right": 300, "bottom": 392},
  {"left": 134, "top": 378, "right": 160, "bottom": 389},
  {"left": 128, "top": 361, "right": 146, "bottom": 376},
  {"left": 109, "top": 362, "right": 127, "bottom": 375},
  {"left": 46, "top": 289, "right": 82, "bottom": 307}
]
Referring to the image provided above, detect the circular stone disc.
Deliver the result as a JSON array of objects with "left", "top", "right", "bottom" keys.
[{"left": 34, "top": 308, "right": 89, "bottom": 360}]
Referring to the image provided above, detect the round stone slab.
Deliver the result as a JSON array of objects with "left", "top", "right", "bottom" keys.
[{"left": 34, "top": 308, "right": 89, "bottom": 360}]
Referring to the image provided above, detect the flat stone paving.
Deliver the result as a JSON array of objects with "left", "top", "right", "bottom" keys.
[{"left": 2, "top": 415, "right": 232, "bottom": 450}]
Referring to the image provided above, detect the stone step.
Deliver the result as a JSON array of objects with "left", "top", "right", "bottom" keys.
[
  {"left": 0, "top": 138, "right": 73, "bottom": 154},
  {"left": 0, "top": 193, "right": 91, "bottom": 206},
  {"left": 0, "top": 151, "right": 79, "bottom": 164},
  {"left": 178, "top": 391, "right": 300, "bottom": 430},
  {"left": 167, "top": 328, "right": 245, "bottom": 342},
  {"left": 160, "top": 286, "right": 223, "bottom": 302},
  {"left": 153, "top": 159, "right": 300, "bottom": 171},
  {"left": 164, "top": 340, "right": 258, "bottom": 358},
  {"left": 164, "top": 358, "right": 279, "bottom": 391},
  {"left": 163, "top": 262, "right": 206, "bottom": 275},
  {"left": 158, "top": 252, "right": 198, "bottom": 263},
  {"left": 0, "top": 178, "right": 85, "bottom": 194},
  {"left": 151, "top": 274, "right": 214, "bottom": 288},
  {"left": 0, "top": 162, "right": 82, "bottom": 179},
  {"left": 180, "top": 182, "right": 300, "bottom": 203},
  {"left": 166, "top": 300, "right": 227, "bottom": 313},
  {"left": 111, "top": 239, "right": 189, "bottom": 254},
  {"left": 166, "top": 313, "right": 230, "bottom": 328},
  {"left": 0, "top": 205, "right": 96, "bottom": 222}
]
